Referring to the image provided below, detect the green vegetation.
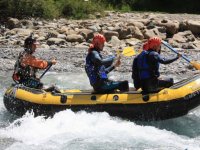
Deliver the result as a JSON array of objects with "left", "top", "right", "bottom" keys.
[{"left": 0, "top": 0, "right": 200, "bottom": 19}]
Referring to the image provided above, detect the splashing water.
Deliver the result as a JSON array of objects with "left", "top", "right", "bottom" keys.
[{"left": 0, "top": 72, "right": 200, "bottom": 150}]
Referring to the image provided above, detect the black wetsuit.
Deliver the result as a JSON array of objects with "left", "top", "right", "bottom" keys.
[
  {"left": 132, "top": 49, "right": 179, "bottom": 94},
  {"left": 85, "top": 49, "right": 129, "bottom": 93}
]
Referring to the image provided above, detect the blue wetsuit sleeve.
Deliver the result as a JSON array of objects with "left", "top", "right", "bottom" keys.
[
  {"left": 150, "top": 52, "right": 179, "bottom": 64},
  {"left": 105, "top": 65, "right": 115, "bottom": 73},
  {"left": 91, "top": 51, "right": 115, "bottom": 66}
]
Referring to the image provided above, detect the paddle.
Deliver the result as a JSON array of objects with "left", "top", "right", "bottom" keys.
[
  {"left": 162, "top": 41, "right": 200, "bottom": 70},
  {"left": 39, "top": 64, "right": 52, "bottom": 79},
  {"left": 117, "top": 47, "right": 137, "bottom": 57}
]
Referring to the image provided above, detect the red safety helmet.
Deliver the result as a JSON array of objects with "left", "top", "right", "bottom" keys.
[
  {"left": 148, "top": 37, "right": 161, "bottom": 49},
  {"left": 92, "top": 34, "right": 106, "bottom": 46}
]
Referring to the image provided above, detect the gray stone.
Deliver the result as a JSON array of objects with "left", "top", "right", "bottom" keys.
[
  {"left": 66, "top": 34, "right": 84, "bottom": 43},
  {"left": 47, "top": 38, "right": 65, "bottom": 45}
]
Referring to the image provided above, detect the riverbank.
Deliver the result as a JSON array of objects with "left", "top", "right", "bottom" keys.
[{"left": 1, "top": 12, "right": 200, "bottom": 80}]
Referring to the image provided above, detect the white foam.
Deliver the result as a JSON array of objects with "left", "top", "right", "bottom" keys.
[{"left": 0, "top": 110, "right": 199, "bottom": 149}]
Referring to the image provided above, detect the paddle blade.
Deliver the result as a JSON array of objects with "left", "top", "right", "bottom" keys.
[
  {"left": 122, "top": 47, "right": 136, "bottom": 57},
  {"left": 190, "top": 61, "right": 200, "bottom": 70}
]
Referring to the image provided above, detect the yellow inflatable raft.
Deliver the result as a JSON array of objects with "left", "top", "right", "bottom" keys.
[{"left": 4, "top": 74, "right": 200, "bottom": 121}]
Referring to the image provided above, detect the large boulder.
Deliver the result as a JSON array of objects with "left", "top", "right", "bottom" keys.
[
  {"left": 130, "top": 26, "right": 144, "bottom": 40},
  {"left": 102, "top": 30, "right": 119, "bottom": 41},
  {"left": 46, "top": 30, "right": 59, "bottom": 38},
  {"left": 143, "top": 27, "right": 166, "bottom": 39},
  {"left": 20, "top": 19, "right": 34, "bottom": 28},
  {"left": 10, "top": 28, "right": 33, "bottom": 37},
  {"left": 187, "top": 20, "right": 200, "bottom": 34},
  {"left": 59, "top": 26, "right": 77, "bottom": 35},
  {"left": 127, "top": 20, "right": 145, "bottom": 29},
  {"left": 6, "top": 18, "right": 21, "bottom": 29},
  {"left": 109, "top": 36, "right": 121, "bottom": 47},
  {"left": 156, "top": 19, "right": 179, "bottom": 35},
  {"left": 78, "top": 29, "right": 94, "bottom": 41},
  {"left": 47, "top": 38, "right": 65, "bottom": 45},
  {"left": 172, "top": 30, "right": 195, "bottom": 43},
  {"left": 115, "top": 27, "right": 132, "bottom": 39},
  {"left": 66, "top": 34, "right": 84, "bottom": 43}
]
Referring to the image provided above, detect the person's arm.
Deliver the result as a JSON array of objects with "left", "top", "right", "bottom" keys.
[
  {"left": 104, "top": 65, "right": 115, "bottom": 73},
  {"left": 91, "top": 51, "right": 115, "bottom": 67},
  {"left": 21, "top": 55, "right": 51, "bottom": 69},
  {"left": 105, "top": 55, "right": 121, "bottom": 73},
  {"left": 151, "top": 52, "right": 179, "bottom": 64}
]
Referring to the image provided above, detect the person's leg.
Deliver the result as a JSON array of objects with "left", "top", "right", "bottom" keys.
[
  {"left": 96, "top": 80, "right": 129, "bottom": 93},
  {"left": 141, "top": 78, "right": 159, "bottom": 94},
  {"left": 22, "top": 78, "right": 43, "bottom": 89},
  {"left": 158, "top": 77, "right": 174, "bottom": 89}
]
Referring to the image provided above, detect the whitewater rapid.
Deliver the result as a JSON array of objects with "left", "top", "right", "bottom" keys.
[{"left": 0, "top": 72, "right": 200, "bottom": 150}]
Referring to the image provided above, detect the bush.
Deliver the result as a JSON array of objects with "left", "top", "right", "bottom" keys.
[
  {"left": 57, "top": 0, "right": 104, "bottom": 19},
  {"left": 0, "top": 0, "right": 60, "bottom": 19},
  {"left": 1, "top": 0, "right": 200, "bottom": 19}
]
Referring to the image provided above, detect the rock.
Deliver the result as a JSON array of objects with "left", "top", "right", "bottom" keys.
[
  {"left": 109, "top": 36, "right": 121, "bottom": 47},
  {"left": 37, "top": 36, "right": 46, "bottom": 41},
  {"left": 127, "top": 20, "right": 145, "bottom": 29},
  {"left": 57, "top": 34, "right": 67, "bottom": 39},
  {"left": 5, "top": 30, "right": 16, "bottom": 36},
  {"left": 78, "top": 29, "right": 94, "bottom": 41},
  {"left": 47, "top": 38, "right": 66, "bottom": 45},
  {"left": 20, "top": 20, "right": 33, "bottom": 28},
  {"left": 156, "top": 19, "right": 179, "bottom": 35},
  {"left": 124, "top": 38, "right": 141, "bottom": 46},
  {"left": 47, "top": 30, "right": 59, "bottom": 38},
  {"left": 88, "top": 25, "right": 101, "bottom": 32},
  {"left": 59, "top": 26, "right": 77, "bottom": 35},
  {"left": 131, "top": 26, "right": 144, "bottom": 40},
  {"left": 12, "top": 28, "right": 33, "bottom": 37},
  {"left": 58, "top": 26, "right": 70, "bottom": 34},
  {"left": 40, "top": 44, "right": 50, "bottom": 49},
  {"left": 179, "top": 21, "right": 188, "bottom": 31},
  {"left": 146, "top": 21, "right": 156, "bottom": 29},
  {"left": 116, "top": 27, "right": 132, "bottom": 39},
  {"left": 187, "top": 20, "right": 200, "bottom": 34},
  {"left": 102, "top": 30, "right": 119, "bottom": 41},
  {"left": 181, "top": 43, "right": 196, "bottom": 49},
  {"left": 6, "top": 18, "right": 21, "bottom": 29},
  {"left": 143, "top": 28, "right": 166, "bottom": 39},
  {"left": 75, "top": 42, "right": 89, "bottom": 48},
  {"left": 192, "top": 40, "right": 200, "bottom": 49},
  {"left": 66, "top": 34, "right": 84, "bottom": 43},
  {"left": 172, "top": 30, "right": 195, "bottom": 43}
]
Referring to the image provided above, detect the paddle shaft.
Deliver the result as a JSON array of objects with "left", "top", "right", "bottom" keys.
[
  {"left": 162, "top": 41, "right": 190, "bottom": 63},
  {"left": 39, "top": 64, "right": 52, "bottom": 79}
]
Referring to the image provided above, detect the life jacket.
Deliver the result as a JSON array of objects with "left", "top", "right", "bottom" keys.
[
  {"left": 85, "top": 50, "right": 108, "bottom": 85},
  {"left": 137, "top": 50, "right": 154, "bottom": 80},
  {"left": 12, "top": 52, "right": 37, "bottom": 83}
]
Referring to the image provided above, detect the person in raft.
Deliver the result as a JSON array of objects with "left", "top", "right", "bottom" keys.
[
  {"left": 132, "top": 36, "right": 181, "bottom": 94},
  {"left": 85, "top": 33, "right": 129, "bottom": 93},
  {"left": 12, "top": 33, "right": 56, "bottom": 89}
]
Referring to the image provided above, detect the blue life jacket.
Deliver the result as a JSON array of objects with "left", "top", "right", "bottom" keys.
[
  {"left": 85, "top": 52, "right": 108, "bottom": 85},
  {"left": 137, "top": 51, "right": 155, "bottom": 80}
]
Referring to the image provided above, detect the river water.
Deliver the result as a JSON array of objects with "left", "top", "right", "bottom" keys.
[{"left": 0, "top": 72, "right": 200, "bottom": 150}]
